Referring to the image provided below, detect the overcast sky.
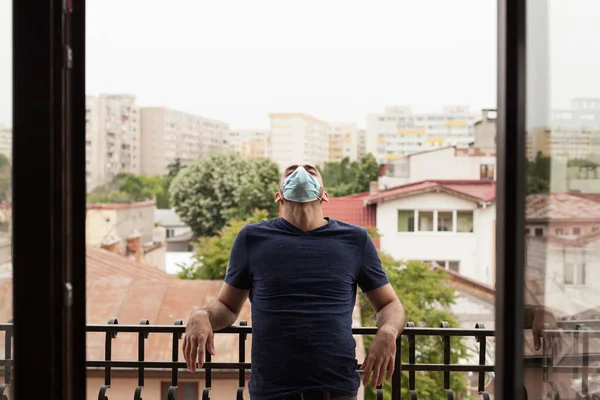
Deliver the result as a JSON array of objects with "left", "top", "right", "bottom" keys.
[{"left": 1, "top": 0, "right": 599, "bottom": 129}]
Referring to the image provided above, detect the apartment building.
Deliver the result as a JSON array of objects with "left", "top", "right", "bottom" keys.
[
  {"left": 537, "top": 99, "right": 600, "bottom": 159},
  {"left": 269, "top": 113, "right": 330, "bottom": 168},
  {"left": 474, "top": 109, "right": 497, "bottom": 151},
  {"left": 85, "top": 94, "right": 142, "bottom": 191},
  {"left": 357, "top": 129, "right": 367, "bottom": 160},
  {"left": 366, "top": 105, "right": 479, "bottom": 164},
  {"left": 227, "top": 130, "right": 270, "bottom": 160},
  {"left": 140, "top": 108, "right": 229, "bottom": 176},
  {"left": 328, "top": 123, "right": 358, "bottom": 162},
  {"left": 0, "top": 125, "right": 11, "bottom": 161}
]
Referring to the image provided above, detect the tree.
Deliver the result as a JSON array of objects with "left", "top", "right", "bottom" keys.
[
  {"left": 526, "top": 152, "right": 551, "bottom": 194},
  {"left": 169, "top": 153, "right": 281, "bottom": 237},
  {"left": 361, "top": 233, "right": 470, "bottom": 399},
  {"left": 178, "top": 209, "right": 269, "bottom": 279},
  {"left": 86, "top": 173, "right": 172, "bottom": 207},
  {"left": 167, "top": 158, "right": 183, "bottom": 178},
  {"left": 321, "top": 154, "right": 380, "bottom": 197}
]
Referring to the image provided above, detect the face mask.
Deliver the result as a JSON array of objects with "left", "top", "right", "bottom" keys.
[{"left": 281, "top": 166, "right": 321, "bottom": 203}]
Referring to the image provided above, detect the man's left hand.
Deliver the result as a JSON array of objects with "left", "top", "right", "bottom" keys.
[{"left": 361, "top": 327, "right": 397, "bottom": 388}]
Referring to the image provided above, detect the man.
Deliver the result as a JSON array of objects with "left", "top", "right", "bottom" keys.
[{"left": 183, "top": 162, "right": 406, "bottom": 400}]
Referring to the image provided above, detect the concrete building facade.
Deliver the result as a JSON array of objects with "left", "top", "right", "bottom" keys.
[
  {"left": 366, "top": 105, "right": 479, "bottom": 164},
  {"left": 227, "top": 130, "right": 270, "bottom": 160},
  {"left": 85, "top": 94, "right": 142, "bottom": 191},
  {"left": 0, "top": 125, "right": 11, "bottom": 161},
  {"left": 328, "top": 123, "right": 358, "bottom": 162},
  {"left": 141, "top": 108, "right": 229, "bottom": 176},
  {"left": 269, "top": 113, "right": 330, "bottom": 168}
]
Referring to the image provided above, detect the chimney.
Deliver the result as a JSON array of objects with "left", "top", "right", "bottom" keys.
[
  {"left": 101, "top": 236, "right": 121, "bottom": 255},
  {"left": 369, "top": 181, "right": 379, "bottom": 196},
  {"left": 126, "top": 230, "right": 143, "bottom": 263}
]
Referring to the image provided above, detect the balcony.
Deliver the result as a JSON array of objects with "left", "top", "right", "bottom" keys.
[{"left": 0, "top": 320, "right": 496, "bottom": 399}]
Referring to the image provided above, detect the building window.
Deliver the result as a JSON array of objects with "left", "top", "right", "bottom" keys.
[
  {"left": 418, "top": 211, "right": 434, "bottom": 232},
  {"left": 555, "top": 228, "right": 564, "bottom": 236},
  {"left": 564, "top": 263, "right": 586, "bottom": 285},
  {"left": 456, "top": 211, "right": 474, "bottom": 233},
  {"left": 397, "top": 210, "right": 416, "bottom": 232},
  {"left": 437, "top": 212, "right": 453, "bottom": 232},
  {"left": 431, "top": 260, "right": 460, "bottom": 272},
  {"left": 525, "top": 228, "right": 531, "bottom": 236},
  {"left": 535, "top": 228, "right": 544, "bottom": 236},
  {"left": 573, "top": 227, "right": 581, "bottom": 235},
  {"left": 397, "top": 210, "right": 474, "bottom": 233},
  {"left": 593, "top": 227, "right": 600, "bottom": 233},
  {"left": 166, "top": 229, "right": 175, "bottom": 238},
  {"left": 480, "top": 164, "right": 495, "bottom": 179},
  {"left": 161, "top": 382, "right": 198, "bottom": 400}
]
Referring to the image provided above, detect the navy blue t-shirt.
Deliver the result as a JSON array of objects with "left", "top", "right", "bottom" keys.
[{"left": 224, "top": 217, "right": 390, "bottom": 400}]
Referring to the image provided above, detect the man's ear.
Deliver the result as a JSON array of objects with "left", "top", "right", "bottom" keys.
[
  {"left": 321, "top": 191, "right": 330, "bottom": 203},
  {"left": 274, "top": 191, "right": 283, "bottom": 203}
]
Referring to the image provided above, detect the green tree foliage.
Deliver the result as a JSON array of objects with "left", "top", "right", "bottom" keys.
[
  {"left": 361, "top": 243, "right": 470, "bottom": 399},
  {"left": 321, "top": 154, "right": 379, "bottom": 197},
  {"left": 0, "top": 154, "right": 11, "bottom": 203},
  {"left": 178, "top": 209, "right": 269, "bottom": 279},
  {"left": 169, "top": 153, "right": 281, "bottom": 237},
  {"left": 526, "top": 152, "right": 551, "bottom": 194},
  {"left": 86, "top": 173, "right": 171, "bottom": 208}
]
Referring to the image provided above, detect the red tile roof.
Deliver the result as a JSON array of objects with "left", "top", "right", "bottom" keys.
[
  {"left": 0, "top": 247, "right": 366, "bottom": 365},
  {"left": 526, "top": 193, "right": 600, "bottom": 221},
  {"left": 365, "top": 180, "right": 496, "bottom": 204},
  {"left": 322, "top": 192, "right": 377, "bottom": 228}
]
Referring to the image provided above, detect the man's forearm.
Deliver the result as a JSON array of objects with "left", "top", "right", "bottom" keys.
[
  {"left": 192, "top": 300, "right": 239, "bottom": 331},
  {"left": 376, "top": 300, "right": 406, "bottom": 338}
]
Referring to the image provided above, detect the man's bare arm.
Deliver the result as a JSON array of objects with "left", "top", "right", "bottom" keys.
[
  {"left": 191, "top": 283, "right": 250, "bottom": 331},
  {"left": 366, "top": 283, "right": 406, "bottom": 337}
]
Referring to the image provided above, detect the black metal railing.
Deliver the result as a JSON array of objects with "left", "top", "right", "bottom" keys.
[{"left": 0, "top": 319, "right": 495, "bottom": 400}]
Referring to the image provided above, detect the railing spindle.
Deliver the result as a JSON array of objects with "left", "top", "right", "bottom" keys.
[
  {"left": 98, "top": 318, "right": 118, "bottom": 400},
  {"left": 440, "top": 322, "right": 454, "bottom": 399},
  {"left": 203, "top": 343, "right": 212, "bottom": 400},
  {"left": 475, "top": 323, "right": 491, "bottom": 400},
  {"left": 0, "top": 318, "right": 13, "bottom": 400},
  {"left": 134, "top": 319, "right": 150, "bottom": 400},
  {"left": 237, "top": 320, "right": 248, "bottom": 400},
  {"left": 391, "top": 335, "right": 402, "bottom": 400},
  {"left": 406, "top": 321, "right": 417, "bottom": 399},
  {"left": 167, "top": 320, "right": 183, "bottom": 400}
]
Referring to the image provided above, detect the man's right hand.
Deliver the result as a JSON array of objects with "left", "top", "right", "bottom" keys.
[{"left": 183, "top": 310, "right": 216, "bottom": 372}]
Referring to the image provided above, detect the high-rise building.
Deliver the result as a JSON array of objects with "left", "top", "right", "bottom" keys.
[
  {"left": 357, "top": 129, "right": 367, "bottom": 160},
  {"left": 227, "top": 130, "right": 270, "bottom": 160},
  {"left": 543, "top": 98, "right": 600, "bottom": 159},
  {"left": 140, "top": 108, "right": 229, "bottom": 176},
  {"left": 474, "top": 109, "right": 497, "bottom": 151},
  {"left": 328, "top": 123, "right": 358, "bottom": 162},
  {"left": 366, "top": 106, "right": 479, "bottom": 164},
  {"left": 86, "top": 94, "right": 141, "bottom": 191},
  {"left": 0, "top": 125, "right": 12, "bottom": 161},
  {"left": 269, "top": 113, "right": 330, "bottom": 168}
]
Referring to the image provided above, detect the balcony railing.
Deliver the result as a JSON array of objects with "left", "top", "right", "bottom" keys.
[
  {"left": 0, "top": 319, "right": 496, "bottom": 400},
  {"left": 2, "top": 319, "right": 595, "bottom": 399}
]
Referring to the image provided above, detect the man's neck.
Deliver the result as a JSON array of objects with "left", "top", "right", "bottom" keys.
[{"left": 281, "top": 202, "right": 327, "bottom": 232}]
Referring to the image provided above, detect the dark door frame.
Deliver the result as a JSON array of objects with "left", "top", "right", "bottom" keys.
[
  {"left": 496, "top": 0, "right": 527, "bottom": 398},
  {"left": 12, "top": 0, "right": 86, "bottom": 399}
]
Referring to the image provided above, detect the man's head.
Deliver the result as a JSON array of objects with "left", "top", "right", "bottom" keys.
[{"left": 274, "top": 161, "right": 329, "bottom": 206}]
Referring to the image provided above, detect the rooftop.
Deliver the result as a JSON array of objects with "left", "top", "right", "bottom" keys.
[
  {"left": 87, "top": 199, "right": 156, "bottom": 211},
  {"left": 0, "top": 247, "right": 365, "bottom": 364},
  {"left": 155, "top": 208, "right": 188, "bottom": 228},
  {"left": 365, "top": 179, "right": 496, "bottom": 205},
  {"left": 526, "top": 193, "right": 600, "bottom": 222}
]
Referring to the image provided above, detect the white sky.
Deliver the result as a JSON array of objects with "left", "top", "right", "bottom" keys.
[{"left": 1, "top": 0, "right": 599, "bottom": 129}]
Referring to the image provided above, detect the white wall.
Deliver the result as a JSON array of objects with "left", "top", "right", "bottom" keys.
[
  {"left": 376, "top": 192, "right": 495, "bottom": 284},
  {"left": 380, "top": 148, "right": 496, "bottom": 189}
]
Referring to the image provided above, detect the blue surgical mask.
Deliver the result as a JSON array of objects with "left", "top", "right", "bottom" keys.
[{"left": 281, "top": 166, "right": 321, "bottom": 203}]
